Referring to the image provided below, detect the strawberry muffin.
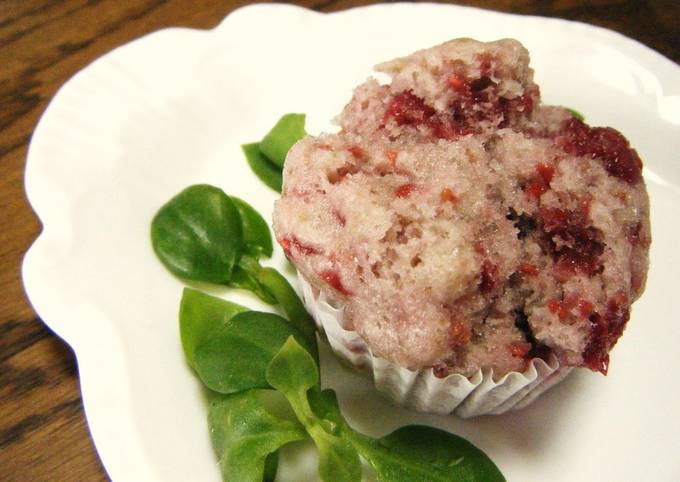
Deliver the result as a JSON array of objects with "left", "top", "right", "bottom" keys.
[{"left": 272, "top": 38, "right": 650, "bottom": 406}]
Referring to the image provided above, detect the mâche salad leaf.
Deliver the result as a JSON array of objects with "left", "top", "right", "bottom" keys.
[
  {"left": 347, "top": 425, "right": 505, "bottom": 482},
  {"left": 259, "top": 113, "right": 307, "bottom": 168},
  {"left": 151, "top": 184, "right": 242, "bottom": 283},
  {"left": 179, "top": 288, "right": 247, "bottom": 369},
  {"left": 242, "top": 113, "right": 307, "bottom": 192},
  {"left": 151, "top": 184, "right": 317, "bottom": 345},
  {"left": 229, "top": 264, "right": 279, "bottom": 305},
  {"left": 309, "top": 389, "right": 505, "bottom": 482},
  {"left": 209, "top": 389, "right": 306, "bottom": 482},
  {"left": 267, "top": 337, "right": 362, "bottom": 482},
  {"left": 151, "top": 114, "right": 506, "bottom": 482},
  {"left": 242, "top": 142, "right": 284, "bottom": 193},
  {"left": 238, "top": 255, "right": 317, "bottom": 351},
  {"left": 193, "top": 312, "right": 314, "bottom": 394},
  {"left": 231, "top": 196, "right": 273, "bottom": 258}
]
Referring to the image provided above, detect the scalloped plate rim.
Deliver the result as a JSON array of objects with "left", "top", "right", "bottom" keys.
[{"left": 22, "top": 3, "right": 680, "bottom": 482}]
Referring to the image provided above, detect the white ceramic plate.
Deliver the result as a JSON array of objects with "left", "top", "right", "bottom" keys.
[{"left": 23, "top": 3, "right": 680, "bottom": 481}]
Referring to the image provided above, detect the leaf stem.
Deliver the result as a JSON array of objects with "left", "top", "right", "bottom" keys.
[
  {"left": 258, "top": 268, "right": 317, "bottom": 341},
  {"left": 239, "top": 256, "right": 318, "bottom": 358},
  {"left": 284, "top": 388, "right": 360, "bottom": 482}
]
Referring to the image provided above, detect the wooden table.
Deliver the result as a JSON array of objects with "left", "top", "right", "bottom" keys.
[{"left": 1, "top": 1, "right": 677, "bottom": 480}]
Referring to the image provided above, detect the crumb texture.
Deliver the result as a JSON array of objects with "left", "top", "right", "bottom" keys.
[{"left": 273, "top": 38, "right": 650, "bottom": 376}]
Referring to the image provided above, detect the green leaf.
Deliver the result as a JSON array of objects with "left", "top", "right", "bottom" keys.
[
  {"left": 255, "top": 267, "right": 318, "bottom": 350},
  {"left": 567, "top": 108, "right": 585, "bottom": 121},
  {"left": 309, "top": 389, "right": 504, "bottom": 482},
  {"left": 242, "top": 143, "right": 283, "bottom": 193},
  {"left": 308, "top": 388, "right": 345, "bottom": 430},
  {"left": 348, "top": 426, "right": 506, "bottom": 482},
  {"left": 259, "top": 113, "right": 306, "bottom": 168},
  {"left": 266, "top": 338, "right": 361, "bottom": 482},
  {"left": 266, "top": 336, "right": 318, "bottom": 394},
  {"left": 209, "top": 390, "right": 307, "bottom": 482},
  {"left": 151, "top": 184, "right": 243, "bottom": 283},
  {"left": 179, "top": 288, "right": 247, "bottom": 369},
  {"left": 230, "top": 196, "right": 273, "bottom": 258},
  {"left": 315, "top": 428, "right": 362, "bottom": 482},
  {"left": 234, "top": 257, "right": 318, "bottom": 360},
  {"left": 193, "top": 311, "right": 313, "bottom": 394},
  {"left": 263, "top": 452, "right": 278, "bottom": 482},
  {"left": 229, "top": 265, "right": 278, "bottom": 305}
]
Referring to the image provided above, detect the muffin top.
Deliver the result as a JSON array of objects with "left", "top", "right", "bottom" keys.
[{"left": 273, "top": 38, "right": 650, "bottom": 377}]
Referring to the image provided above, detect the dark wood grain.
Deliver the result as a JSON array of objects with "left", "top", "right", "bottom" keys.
[{"left": 1, "top": 1, "right": 678, "bottom": 481}]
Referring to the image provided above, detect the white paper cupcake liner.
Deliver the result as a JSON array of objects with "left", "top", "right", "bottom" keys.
[{"left": 299, "top": 275, "right": 572, "bottom": 418}]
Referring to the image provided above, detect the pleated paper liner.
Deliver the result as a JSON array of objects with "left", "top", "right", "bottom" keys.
[{"left": 299, "top": 275, "right": 572, "bottom": 418}]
